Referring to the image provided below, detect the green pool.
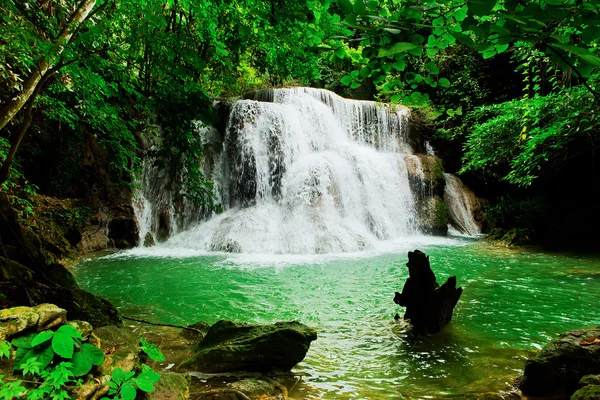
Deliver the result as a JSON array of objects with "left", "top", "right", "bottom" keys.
[{"left": 74, "top": 237, "right": 600, "bottom": 399}]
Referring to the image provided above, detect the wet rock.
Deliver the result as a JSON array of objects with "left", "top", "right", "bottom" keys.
[
  {"left": 180, "top": 321, "right": 211, "bottom": 342},
  {"left": 0, "top": 306, "right": 39, "bottom": 341},
  {"left": 33, "top": 303, "right": 67, "bottom": 330},
  {"left": 179, "top": 320, "right": 317, "bottom": 373},
  {"left": 443, "top": 173, "right": 483, "bottom": 235},
  {"left": 91, "top": 325, "right": 140, "bottom": 375},
  {"left": 228, "top": 378, "right": 276, "bottom": 398},
  {"left": 144, "top": 232, "right": 156, "bottom": 247},
  {"left": 415, "top": 196, "right": 449, "bottom": 236},
  {"left": 45, "top": 263, "right": 79, "bottom": 289},
  {"left": 148, "top": 371, "right": 190, "bottom": 400},
  {"left": 393, "top": 250, "right": 462, "bottom": 334},
  {"left": 404, "top": 155, "right": 449, "bottom": 236},
  {"left": 108, "top": 217, "right": 139, "bottom": 249},
  {"left": 518, "top": 327, "right": 600, "bottom": 396}
]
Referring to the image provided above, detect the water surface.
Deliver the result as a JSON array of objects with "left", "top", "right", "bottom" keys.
[{"left": 75, "top": 238, "right": 600, "bottom": 399}]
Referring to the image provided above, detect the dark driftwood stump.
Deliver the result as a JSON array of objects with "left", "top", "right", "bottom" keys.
[{"left": 393, "top": 250, "right": 462, "bottom": 334}]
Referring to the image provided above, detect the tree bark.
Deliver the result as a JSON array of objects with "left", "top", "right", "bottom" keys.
[{"left": 0, "top": 0, "right": 96, "bottom": 131}]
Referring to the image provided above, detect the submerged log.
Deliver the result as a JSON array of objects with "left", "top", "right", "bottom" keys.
[{"left": 393, "top": 250, "right": 462, "bottom": 334}]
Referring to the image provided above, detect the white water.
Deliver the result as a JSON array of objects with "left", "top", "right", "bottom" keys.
[
  {"left": 444, "top": 173, "right": 481, "bottom": 236},
  {"left": 150, "top": 88, "right": 422, "bottom": 254}
]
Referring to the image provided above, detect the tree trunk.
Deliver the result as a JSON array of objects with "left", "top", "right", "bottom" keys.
[{"left": 0, "top": 0, "right": 96, "bottom": 131}]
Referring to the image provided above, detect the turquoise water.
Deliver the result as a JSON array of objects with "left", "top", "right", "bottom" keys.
[{"left": 74, "top": 238, "right": 600, "bottom": 399}]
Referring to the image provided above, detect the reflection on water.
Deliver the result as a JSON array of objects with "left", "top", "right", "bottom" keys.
[{"left": 74, "top": 238, "right": 600, "bottom": 399}]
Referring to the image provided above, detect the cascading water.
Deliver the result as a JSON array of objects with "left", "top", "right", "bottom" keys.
[
  {"left": 444, "top": 173, "right": 482, "bottom": 236},
  {"left": 155, "top": 88, "right": 423, "bottom": 254}
]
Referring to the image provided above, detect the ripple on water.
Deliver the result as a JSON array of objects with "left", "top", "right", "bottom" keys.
[{"left": 74, "top": 241, "right": 600, "bottom": 399}]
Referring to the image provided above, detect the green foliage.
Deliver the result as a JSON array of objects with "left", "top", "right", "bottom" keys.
[
  {"left": 140, "top": 338, "right": 165, "bottom": 362},
  {"left": 330, "top": 0, "right": 600, "bottom": 105},
  {"left": 102, "top": 365, "right": 160, "bottom": 400},
  {"left": 460, "top": 75, "right": 600, "bottom": 186},
  {"left": 0, "top": 326, "right": 103, "bottom": 400},
  {"left": 1, "top": 330, "right": 165, "bottom": 400}
]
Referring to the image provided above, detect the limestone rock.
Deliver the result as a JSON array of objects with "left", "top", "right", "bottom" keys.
[
  {"left": 518, "top": 327, "right": 600, "bottom": 396},
  {"left": 33, "top": 303, "right": 67, "bottom": 330},
  {"left": 415, "top": 196, "right": 449, "bottom": 236},
  {"left": 393, "top": 250, "right": 462, "bottom": 334},
  {"left": 404, "top": 155, "right": 449, "bottom": 236},
  {"left": 0, "top": 306, "right": 39, "bottom": 341},
  {"left": 179, "top": 320, "right": 317, "bottom": 373},
  {"left": 91, "top": 325, "right": 140, "bottom": 376}
]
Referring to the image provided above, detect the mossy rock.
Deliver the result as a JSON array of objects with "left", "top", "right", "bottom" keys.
[
  {"left": 91, "top": 325, "right": 140, "bottom": 375},
  {"left": 415, "top": 196, "right": 449, "bottom": 236},
  {"left": 179, "top": 320, "right": 317, "bottom": 373},
  {"left": 405, "top": 155, "right": 446, "bottom": 199},
  {"left": 518, "top": 327, "right": 600, "bottom": 396},
  {"left": 147, "top": 371, "right": 191, "bottom": 400},
  {"left": 571, "top": 385, "right": 600, "bottom": 400}
]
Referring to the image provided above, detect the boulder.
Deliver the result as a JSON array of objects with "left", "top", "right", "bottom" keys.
[
  {"left": 0, "top": 306, "right": 39, "bottom": 341},
  {"left": 90, "top": 325, "right": 140, "bottom": 376},
  {"left": 179, "top": 320, "right": 317, "bottom": 373},
  {"left": 68, "top": 320, "right": 94, "bottom": 340},
  {"left": 394, "top": 250, "right": 462, "bottom": 334},
  {"left": 518, "top": 327, "right": 600, "bottom": 396},
  {"left": 33, "top": 303, "right": 67, "bottom": 330},
  {"left": 572, "top": 385, "right": 600, "bottom": 400},
  {"left": 148, "top": 371, "right": 190, "bottom": 400}
]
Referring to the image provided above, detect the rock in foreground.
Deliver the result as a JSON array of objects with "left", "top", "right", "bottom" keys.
[
  {"left": 518, "top": 327, "right": 600, "bottom": 396},
  {"left": 179, "top": 320, "right": 317, "bottom": 373}
]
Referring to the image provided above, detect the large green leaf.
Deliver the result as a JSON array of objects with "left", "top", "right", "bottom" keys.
[
  {"left": 378, "top": 42, "right": 418, "bottom": 58},
  {"left": 31, "top": 331, "right": 54, "bottom": 348},
  {"left": 551, "top": 43, "right": 600, "bottom": 67},
  {"left": 52, "top": 331, "right": 74, "bottom": 359},
  {"left": 81, "top": 343, "right": 105, "bottom": 365},
  {"left": 353, "top": 0, "right": 367, "bottom": 15},
  {"left": 112, "top": 367, "right": 126, "bottom": 385},
  {"left": 57, "top": 324, "right": 82, "bottom": 339},
  {"left": 120, "top": 383, "right": 137, "bottom": 400},
  {"left": 338, "top": 0, "right": 353, "bottom": 14},
  {"left": 11, "top": 332, "right": 37, "bottom": 349},
  {"left": 135, "top": 365, "right": 161, "bottom": 393},
  {"left": 71, "top": 350, "right": 93, "bottom": 376},
  {"left": 467, "top": 0, "right": 497, "bottom": 16}
]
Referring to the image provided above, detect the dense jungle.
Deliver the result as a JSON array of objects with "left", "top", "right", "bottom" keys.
[{"left": 1, "top": 0, "right": 600, "bottom": 399}]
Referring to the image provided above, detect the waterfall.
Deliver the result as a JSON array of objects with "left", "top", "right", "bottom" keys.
[
  {"left": 443, "top": 173, "right": 482, "bottom": 236},
  {"left": 144, "top": 87, "right": 426, "bottom": 254}
]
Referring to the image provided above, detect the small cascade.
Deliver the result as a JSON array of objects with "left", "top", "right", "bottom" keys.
[{"left": 443, "top": 173, "right": 482, "bottom": 236}]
